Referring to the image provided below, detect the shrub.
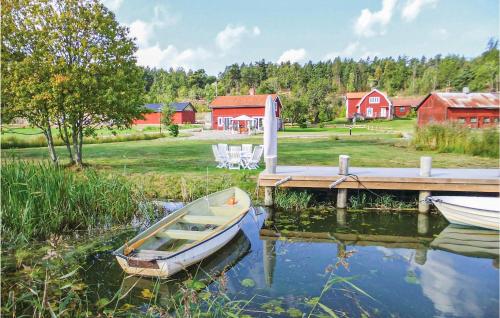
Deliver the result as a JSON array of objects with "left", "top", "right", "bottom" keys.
[
  {"left": 412, "top": 123, "right": 498, "bottom": 158},
  {"left": 169, "top": 124, "right": 179, "bottom": 137}
]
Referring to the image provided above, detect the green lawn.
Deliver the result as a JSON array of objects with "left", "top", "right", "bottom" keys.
[{"left": 283, "top": 118, "right": 416, "bottom": 134}]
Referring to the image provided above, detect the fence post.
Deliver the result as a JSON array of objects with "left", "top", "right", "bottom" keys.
[
  {"left": 418, "top": 156, "right": 432, "bottom": 213},
  {"left": 336, "top": 155, "right": 350, "bottom": 209}
]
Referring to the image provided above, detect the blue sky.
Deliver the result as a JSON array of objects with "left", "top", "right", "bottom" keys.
[{"left": 103, "top": 0, "right": 499, "bottom": 75}]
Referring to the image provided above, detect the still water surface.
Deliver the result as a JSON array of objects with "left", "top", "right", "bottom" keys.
[{"left": 84, "top": 207, "right": 499, "bottom": 317}]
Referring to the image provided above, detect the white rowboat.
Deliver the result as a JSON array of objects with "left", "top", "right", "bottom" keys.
[
  {"left": 114, "top": 187, "right": 251, "bottom": 277},
  {"left": 428, "top": 196, "right": 500, "bottom": 231}
]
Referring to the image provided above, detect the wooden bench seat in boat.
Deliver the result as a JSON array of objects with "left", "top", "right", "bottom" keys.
[
  {"left": 209, "top": 206, "right": 242, "bottom": 216},
  {"left": 133, "top": 249, "right": 173, "bottom": 259},
  {"left": 155, "top": 229, "right": 212, "bottom": 240},
  {"left": 180, "top": 215, "right": 231, "bottom": 226}
]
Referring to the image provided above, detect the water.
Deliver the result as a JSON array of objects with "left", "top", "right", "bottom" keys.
[{"left": 82, "top": 207, "right": 499, "bottom": 317}]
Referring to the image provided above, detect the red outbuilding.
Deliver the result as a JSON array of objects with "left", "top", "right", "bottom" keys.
[
  {"left": 416, "top": 92, "right": 500, "bottom": 128},
  {"left": 209, "top": 94, "right": 282, "bottom": 131},
  {"left": 391, "top": 97, "right": 423, "bottom": 118},
  {"left": 133, "top": 102, "right": 196, "bottom": 125},
  {"left": 345, "top": 89, "right": 392, "bottom": 120}
]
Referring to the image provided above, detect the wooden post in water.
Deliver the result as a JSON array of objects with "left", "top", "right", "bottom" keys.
[
  {"left": 263, "top": 157, "right": 277, "bottom": 206},
  {"left": 264, "top": 187, "right": 274, "bottom": 206},
  {"left": 418, "top": 156, "right": 432, "bottom": 213},
  {"left": 336, "top": 208, "right": 347, "bottom": 226},
  {"left": 336, "top": 155, "right": 350, "bottom": 209}
]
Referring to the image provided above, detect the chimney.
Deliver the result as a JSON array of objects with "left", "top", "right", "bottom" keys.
[
  {"left": 249, "top": 87, "right": 256, "bottom": 96},
  {"left": 463, "top": 87, "right": 470, "bottom": 94}
]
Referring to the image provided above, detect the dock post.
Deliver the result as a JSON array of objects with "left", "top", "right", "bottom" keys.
[
  {"left": 337, "top": 208, "right": 347, "bottom": 226},
  {"left": 418, "top": 156, "right": 432, "bottom": 213},
  {"left": 336, "top": 155, "right": 350, "bottom": 209},
  {"left": 264, "top": 187, "right": 274, "bottom": 206}
]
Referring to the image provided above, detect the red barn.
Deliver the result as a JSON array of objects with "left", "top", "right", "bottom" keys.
[
  {"left": 391, "top": 97, "right": 423, "bottom": 118},
  {"left": 133, "top": 102, "right": 196, "bottom": 125},
  {"left": 416, "top": 92, "right": 500, "bottom": 128},
  {"left": 209, "top": 94, "right": 282, "bottom": 131},
  {"left": 345, "top": 89, "right": 392, "bottom": 120}
]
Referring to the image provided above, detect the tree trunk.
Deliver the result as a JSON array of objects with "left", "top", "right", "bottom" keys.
[
  {"left": 71, "top": 124, "right": 82, "bottom": 167},
  {"left": 57, "top": 120, "right": 74, "bottom": 164},
  {"left": 77, "top": 127, "right": 83, "bottom": 166},
  {"left": 43, "top": 128, "right": 58, "bottom": 165}
]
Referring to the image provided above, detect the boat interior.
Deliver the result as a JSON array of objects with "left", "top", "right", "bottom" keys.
[{"left": 129, "top": 188, "right": 250, "bottom": 259}]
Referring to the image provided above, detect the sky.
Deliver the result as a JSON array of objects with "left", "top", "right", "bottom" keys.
[{"left": 102, "top": 0, "right": 499, "bottom": 75}]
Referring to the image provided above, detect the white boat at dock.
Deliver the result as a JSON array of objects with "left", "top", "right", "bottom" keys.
[
  {"left": 427, "top": 196, "right": 500, "bottom": 231},
  {"left": 114, "top": 187, "right": 251, "bottom": 277}
]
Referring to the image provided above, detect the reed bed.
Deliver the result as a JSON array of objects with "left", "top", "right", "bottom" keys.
[
  {"left": 274, "top": 189, "right": 313, "bottom": 211},
  {"left": 1, "top": 161, "right": 143, "bottom": 243},
  {"left": 413, "top": 123, "right": 499, "bottom": 158},
  {"left": 1, "top": 132, "right": 167, "bottom": 149}
]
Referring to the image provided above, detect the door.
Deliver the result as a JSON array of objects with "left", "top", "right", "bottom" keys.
[
  {"left": 380, "top": 107, "right": 387, "bottom": 118},
  {"left": 366, "top": 107, "right": 373, "bottom": 118}
]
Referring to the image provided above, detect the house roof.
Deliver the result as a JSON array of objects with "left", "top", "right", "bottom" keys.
[
  {"left": 171, "top": 102, "right": 195, "bottom": 112},
  {"left": 416, "top": 92, "right": 500, "bottom": 110},
  {"left": 391, "top": 97, "right": 424, "bottom": 107},
  {"left": 345, "top": 92, "right": 369, "bottom": 99},
  {"left": 209, "top": 94, "right": 279, "bottom": 108},
  {"left": 143, "top": 102, "right": 195, "bottom": 112},
  {"left": 144, "top": 103, "right": 163, "bottom": 112}
]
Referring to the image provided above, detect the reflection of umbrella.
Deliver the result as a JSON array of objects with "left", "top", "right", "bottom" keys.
[
  {"left": 233, "top": 115, "right": 253, "bottom": 121},
  {"left": 263, "top": 95, "right": 277, "bottom": 172}
]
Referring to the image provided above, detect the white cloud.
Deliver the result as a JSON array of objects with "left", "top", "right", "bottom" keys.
[
  {"left": 402, "top": 0, "right": 438, "bottom": 22},
  {"left": 128, "top": 5, "right": 180, "bottom": 48},
  {"left": 215, "top": 24, "right": 261, "bottom": 52},
  {"left": 324, "top": 42, "right": 360, "bottom": 60},
  {"left": 437, "top": 27, "right": 448, "bottom": 37},
  {"left": 136, "top": 44, "right": 211, "bottom": 70},
  {"left": 277, "top": 48, "right": 307, "bottom": 64},
  {"left": 324, "top": 42, "right": 380, "bottom": 60},
  {"left": 102, "top": 0, "right": 123, "bottom": 11},
  {"left": 354, "top": 0, "right": 398, "bottom": 37}
]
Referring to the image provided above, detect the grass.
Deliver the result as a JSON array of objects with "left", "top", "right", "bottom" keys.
[
  {"left": 274, "top": 189, "right": 313, "bottom": 211},
  {"left": 1, "top": 161, "right": 146, "bottom": 243},
  {"left": 413, "top": 123, "right": 499, "bottom": 158},
  {"left": 283, "top": 118, "right": 416, "bottom": 134}
]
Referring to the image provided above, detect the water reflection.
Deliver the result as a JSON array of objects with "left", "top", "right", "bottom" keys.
[{"left": 82, "top": 207, "right": 498, "bottom": 317}]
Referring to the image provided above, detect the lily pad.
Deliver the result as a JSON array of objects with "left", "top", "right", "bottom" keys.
[
  {"left": 287, "top": 307, "right": 303, "bottom": 317},
  {"left": 404, "top": 270, "right": 420, "bottom": 285},
  {"left": 241, "top": 278, "right": 255, "bottom": 288}
]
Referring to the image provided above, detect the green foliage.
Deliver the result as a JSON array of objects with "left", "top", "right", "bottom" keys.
[
  {"left": 1, "top": 132, "right": 167, "bottom": 149},
  {"left": 1, "top": 161, "right": 142, "bottom": 242},
  {"left": 275, "top": 189, "right": 313, "bottom": 211},
  {"left": 168, "top": 124, "right": 179, "bottom": 137},
  {"left": 2, "top": 0, "right": 146, "bottom": 165},
  {"left": 161, "top": 104, "right": 175, "bottom": 127},
  {"left": 413, "top": 123, "right": 499, "bottom": 158}
]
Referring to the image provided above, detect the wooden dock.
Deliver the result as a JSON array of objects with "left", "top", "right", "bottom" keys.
[
  {"left": 259, "top": 155, "right": 499, "bottom": 212},
  {"left": 259, "top": 165, "right": 500, "bottom": 192}
]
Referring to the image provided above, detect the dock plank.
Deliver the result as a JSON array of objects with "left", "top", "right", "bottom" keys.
[{"left": 259, "top": 166, "right": 500, "bottom": 192}]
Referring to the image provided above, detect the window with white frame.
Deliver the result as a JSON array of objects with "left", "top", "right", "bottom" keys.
[
  {"left": 369, "top": 96, "right": 380, "bottom": 104},
  {"left": 366, "top": 107, "right": 373, "bottom": 117},
  {"left": 253, "top": 117, "right": 264, "bottom": 130},
  {"left": 470, "top": 117, "right": 477, "bottom": 123},
  {"left": 483, "top": 117, "right": 491, "bottom": 123},
  {"left": 218, "top": 117, "right": 233, "bottom": 129},
  {"left": 457, "top": 118, "right": 466, "bottom": 124},
  {"left": 217, "top": 117, "right": 223, "bottom": 126}
]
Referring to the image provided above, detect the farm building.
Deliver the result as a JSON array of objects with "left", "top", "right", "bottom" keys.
[
  {"left": 345, "top": 89, "right": 392, "bottom": 120},
  {"left": 209, "top": 94, "right": 282, "bottom": 132},
  {"left": 391, "top": 97, "right": 423, "bottom": 118},
  {"left": 133, "top": 102, "right": 196, "bottom": 125},
  {"left": 416, "top": 92, "right": 500, "bottom": 128}
]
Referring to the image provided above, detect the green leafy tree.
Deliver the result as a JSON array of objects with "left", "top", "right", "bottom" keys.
[{"left": 2, "top": 0, "right": 145, "bottom": 166}]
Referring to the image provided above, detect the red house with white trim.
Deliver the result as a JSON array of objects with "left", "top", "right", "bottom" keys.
[
  {"left": 345, "top": 89, "right": 392, "bottom": 120},
  {"left": 416, "top": 92, "right": 500, "bottom": 128},
  {"left": 391, "top": 97, "right": 423, "bottom": 118},
  {"left": 133, "top": 102, "right": 196, "bottom": 125},
  {"left": 209, "top": 94, "right": 282, "bottom": 131}
]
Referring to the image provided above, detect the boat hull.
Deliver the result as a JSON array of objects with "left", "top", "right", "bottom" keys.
[
  {"left": 429, "top": 196, "right": 500, "bottom": 231},
  {"left": 116, "top": 216, "right": 245, "bottom": 277}
]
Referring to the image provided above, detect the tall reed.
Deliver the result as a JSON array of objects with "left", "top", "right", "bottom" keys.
[
  {"left": 413, "top": 123, "right": 499, "bottom": 158},
  {"left": 1, "top": 161, "right": 142, "bottom": 243}
]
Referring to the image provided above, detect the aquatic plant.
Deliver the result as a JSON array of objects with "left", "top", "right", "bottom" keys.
[
  {"left": 1, "top": 160, "right": 144, "bottom": 243},
  {"left": 348, "top": 192, "right": 416, "bottom": 210},
  {"left": 274, "top": 189, "right": 313, "bottom": 211}
]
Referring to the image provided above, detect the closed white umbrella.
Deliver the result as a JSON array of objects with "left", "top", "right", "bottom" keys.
[{"left": 263, "top": 95, "right": 277, "bottom": 173}]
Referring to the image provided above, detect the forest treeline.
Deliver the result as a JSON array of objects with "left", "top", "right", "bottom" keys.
[{"left": 144, "top": 40, "right": 499, "bottom": 123}]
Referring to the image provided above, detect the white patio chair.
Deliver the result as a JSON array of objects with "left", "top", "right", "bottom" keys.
[
  {"left": 228, "top": 149, "right": 241, "bottom": 170},
  {"left": 229, "top": 145, "right": 241, "bottom": 153},
  {"left": 212, "top": 145, "right": 227, "bottom": 168},
  {"left": 242, "top": 144, "right": 253, "bottom": 155},
  {"left": 244, "top": 145, "right": 264, "bottom": 169},
  {"left": 218, "top": 144, "right": 229, "bottom": 162}
]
